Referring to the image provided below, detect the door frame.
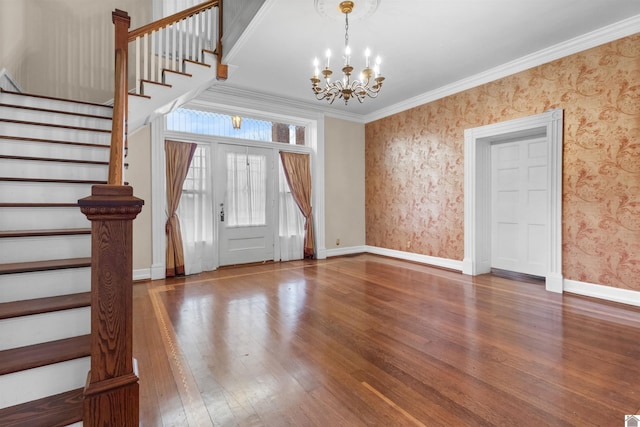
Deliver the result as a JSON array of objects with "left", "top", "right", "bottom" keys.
[{"left": 462, "top": 109, "right": 564, "bottom": 293}]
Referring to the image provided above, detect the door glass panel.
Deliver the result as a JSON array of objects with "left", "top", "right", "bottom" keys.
[{"left": 226, "top": 151, "right": 267, "bottom": 227}]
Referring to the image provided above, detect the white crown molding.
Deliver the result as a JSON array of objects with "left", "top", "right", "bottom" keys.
[
  {"left": 365, "top": 245, "right": 464, "bottom": 272},
  {"left": 363, "top": 14, "right": 640, "bottom": 123},
  {"left": 564, "top": 279, "right": 640, "bottom": 307}
]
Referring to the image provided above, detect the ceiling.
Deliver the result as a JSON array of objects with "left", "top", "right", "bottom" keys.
[{"left": 221, "top": 0, "right": 640, "bottom": 121}]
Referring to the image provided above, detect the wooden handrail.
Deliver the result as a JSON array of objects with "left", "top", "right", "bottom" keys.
[{"left": 128, "top": 1, "right": 218, "bottom": 41}]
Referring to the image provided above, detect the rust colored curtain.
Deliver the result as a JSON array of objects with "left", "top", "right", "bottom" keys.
[
  {"left": 280, "top": 152, "right": 315, "bottom": 259},
  {"left": 165, "top": 140, "right": 197, "bottom": 277}
]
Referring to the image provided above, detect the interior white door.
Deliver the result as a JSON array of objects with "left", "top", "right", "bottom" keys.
[
  {"left": 491, "top": 137, "right": 548, "bottom": 276},
  {"left": 216, "top": 144, "right": 275, "bottom": 266}
]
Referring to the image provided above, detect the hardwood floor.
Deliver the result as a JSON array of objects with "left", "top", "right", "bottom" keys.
[{"left": 133, "top": 254, "right": 640, "bottom": 426}]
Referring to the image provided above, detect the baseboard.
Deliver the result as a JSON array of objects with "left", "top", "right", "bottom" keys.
[
  {"left": 325, "top": 245, "right": 367, "bottom": 258},
  {"left": 0, "top": 68, "right": 22, "bottom": 92},
  {"left": 133, "top": 268, "right": 151, "bottom": 281},
  {"left": 365, "top": 245, "right": 464, "bottom": 272},
  {"left": 564, "top": 278, "right": 640, "bottom": 307}
]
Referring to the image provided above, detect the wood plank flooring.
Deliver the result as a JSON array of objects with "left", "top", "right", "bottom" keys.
[{"left": 133, "top": 254, "right": 640, "bottom": 426}]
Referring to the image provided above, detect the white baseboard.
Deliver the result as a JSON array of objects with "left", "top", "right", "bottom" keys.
[
  {"left": 133, "top": 268, "right": 151, "bottom": 282},
  {"left": 364, "top": 245, "right": 464, "bottom": 272},
  {"left": 0, "top": 68, "right": 22, "bottom": 92},
  {"left": 563, "top": 278, "right": 640, "bottom": 307},
  {"left": 325, "top": 245, "right": 367, "bottom": 258}
]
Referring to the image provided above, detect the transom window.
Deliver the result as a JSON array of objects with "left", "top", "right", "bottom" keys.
[{"left": 166, "top": 108, "right": 306, "bottom": 145}]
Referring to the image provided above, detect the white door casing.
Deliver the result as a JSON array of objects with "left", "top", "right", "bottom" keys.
[
  {"left": 491, "top": 137, "right": 549, "bottom": 277},
  {"left": 463, "top": 109, "right": 563, "bottom": 293}
]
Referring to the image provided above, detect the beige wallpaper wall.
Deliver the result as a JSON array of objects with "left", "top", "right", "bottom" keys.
[
  {"left": 365, "top": 34, "right": 640, "bottom": 291},
  {"left": 0, "top": 0, "right": 150, "bottom": 103},
  {"left": 324, "top": 117, "right": 366, "bottom": 250},
  {"left": 127, "top": 125, "right": 152, "bottom": 271}
]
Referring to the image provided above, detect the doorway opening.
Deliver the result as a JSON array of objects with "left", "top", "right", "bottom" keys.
[{"left": 462, "top": 109, "right": 564, "bottom": 293}]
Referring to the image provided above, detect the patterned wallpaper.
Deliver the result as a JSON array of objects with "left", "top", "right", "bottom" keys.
[{"left": 365, "top": 33, "right": 640, "bottom": 291}]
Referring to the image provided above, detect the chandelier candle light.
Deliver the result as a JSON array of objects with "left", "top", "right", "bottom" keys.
[{"left": 311, "top": 1, "right": 384, "bottom": 104}]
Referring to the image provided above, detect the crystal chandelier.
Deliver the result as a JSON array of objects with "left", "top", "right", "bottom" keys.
[{"left": 311, "top": 1, "right": 385, "bottom": 105}]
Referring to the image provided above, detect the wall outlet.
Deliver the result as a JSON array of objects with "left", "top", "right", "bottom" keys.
[
  {"left": 336, "top": 238, "right": 340, "bottom": 246},
  {"left": 407, "top": 241, "right": 411, "bottom": 249}
]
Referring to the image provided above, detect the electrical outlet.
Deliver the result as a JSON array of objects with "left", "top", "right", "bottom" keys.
[
  {"left": 336, "top": 238, "right": 340, "bottom": 246},
  {"left": 407, "top": 241, "right": 411, "bottom": 249}
]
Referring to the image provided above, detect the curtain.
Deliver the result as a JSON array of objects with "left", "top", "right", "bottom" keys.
[
  {"left": 280, "top": 152, "right": 315, "bottom": 259},
  {"left": 279, "top": 160, "right": 304, "bottom": 261},
  {"left": 226, "top": 151, "right": 267, "bottom": 226},
  {"left": 165, "top": 140, "right": 197, "bottom": 277},
  {"left": 177, "top": 145, "right": 215, "bottom": 275}
]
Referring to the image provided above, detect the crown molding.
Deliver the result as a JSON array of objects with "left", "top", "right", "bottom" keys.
[
  {"left": 202, "top": 84, "right": 367, "bottom": 123},
  {"left": 363, "top": 14, "right": 640, "bottom": 123}
]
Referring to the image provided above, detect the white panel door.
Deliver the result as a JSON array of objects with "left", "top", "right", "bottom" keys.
[
  {"left": 216, "top": 144, "right": 275, "bottom": 266},
  {"left": 491, "top": 137, "right": 548, "bottom": 276}
]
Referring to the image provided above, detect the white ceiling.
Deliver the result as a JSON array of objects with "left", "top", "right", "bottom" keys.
[{"left": 221, "top": 0, "right": 640, "bottom": 120}]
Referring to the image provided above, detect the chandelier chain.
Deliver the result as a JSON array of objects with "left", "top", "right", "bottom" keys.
[{"left": 344, "top": 12, "right": 349, "bottom": 50}]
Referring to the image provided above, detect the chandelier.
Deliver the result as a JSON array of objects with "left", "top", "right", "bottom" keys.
[{"left": 311, "top": 1, "right": 385, "bottom": 105}]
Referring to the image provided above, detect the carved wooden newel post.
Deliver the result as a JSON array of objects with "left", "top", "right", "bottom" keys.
[{"left": 79, "top": 185, "right": 143, "bottom": 426}]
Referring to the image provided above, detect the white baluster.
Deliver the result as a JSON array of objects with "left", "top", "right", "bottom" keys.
[{"left": 135, "top": 37, "right": 140, "bottom": 94}]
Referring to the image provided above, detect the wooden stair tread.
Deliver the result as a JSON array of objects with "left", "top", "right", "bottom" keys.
[
  {"left": 0, "top": 387, "right": 83, "bottom": 427},
  {"left": 0, "top": 257, "right": 91, "bottom": 275},
  {"left": 140, "top": 79, "right": 172, "bottom": 88},
  {"left": 1, "top": 87, "right": 113, "bottom": 109},
  {"left": 0, "top": 176, "right": 107, "bottom": 184},
  {"left": 0, "top": 103, "right": 112, "bottom": 120},
  {"left": 184, "top": 58, "right": 211, "bottom": 68},
  {"left": 163, "top": 68, "right": 192, "bottom": 78},
  {"left": 0, "top": 292, "right": 91, "bottom": 320},
  {"left": 0, "top": 228, "right": 91, "bottom": 238},
  {"left": 0, "top": 118, "right": 111, "bottom": 133},
  {"left": 0, "top": 154, "right": 108, "bottom": 166},
  {"left": 0, "top": 134, "right": 110, "bottom": 149},
  {"left": 0, "top": 335, "right": 90, "bottom": 375}
]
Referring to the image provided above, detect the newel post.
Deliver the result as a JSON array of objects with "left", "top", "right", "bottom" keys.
[{"left": 79, "top": 185, "right": 144, "bottom": 426}]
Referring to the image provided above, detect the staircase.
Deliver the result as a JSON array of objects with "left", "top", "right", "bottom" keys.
[
  {"left": 0, "top": 89, "right": 112, "bottom": 425},
  {"left": 0, "top": 1, "right": 226, "bottom": 425}
]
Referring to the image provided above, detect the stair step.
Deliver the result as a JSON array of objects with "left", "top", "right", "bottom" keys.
[
  {"left": 0, "top": 229, "right": 90, "bottom": 238},
  {"left": 0, "top": 154, "right": 108, "bottom": 166},
  {"left": 0, "top": 233, "right": 90, "bottom": 264},
  {"left": 0, "top": 387, "right": 83, "bottom": 427},
  {"left": 0, "top": 335, "right": 90, "bottom": 375},
  {"left": 0, "top": 267, "right": 90, "bottom": 303},
  {"left": 0, "top": 292, "right": 91, "bottom": 320},
  {"left": 0, "top": 177, "right": 106, "bottom": 185},
  {"left": 1, "top": 87, "right": 113, "bottom": 117},
  {"left": 0, "top": 119, "right": 111, "bottom": 146},
  {"left": 0, "top": 202, "right": 79, "bottom": 207},
  {"left": 0, "top": 258, "right": 91, "bottom": 275},
  {"left": 0, "top": 180, "right": 96, "bottom": 204},
  {"left": 0, "top": 205, "right": 88, "bottom": 230},
  {"left": 0, "top": 104, "right": 112, "bottom": 131},
  {"left": 0, "top": 157, "right": 109, "bottom": 181},
  {"left": 0, "top": 134, "right": 110, "bottom": 150}
]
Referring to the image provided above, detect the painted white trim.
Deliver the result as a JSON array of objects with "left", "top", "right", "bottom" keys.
[
  {"left": 150, "top": 118, "right": 167, "bottom": 280},
  {"left": 0, "top": 68, "right": 22, "bottom": 92},
  {"left": 365, "top": 246, "right": 463, "bottom": 272},
  {"left": 564, "top": 279, "right": 640, "bottom": 308},
  {"left": 133, "top": 268, "right": 151, "bottom": 281},
  {"left": 363, "top": 14, "right": 640, "bottom": 123},
  {"left": 326, "top": 245, "right": 367, "bottom": 258},
  {"left": 463, "top": 109, "right": 563, "bottom": 293}
]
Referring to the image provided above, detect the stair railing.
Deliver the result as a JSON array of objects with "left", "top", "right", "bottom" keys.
[{"left": 79, "top": 2, "right": 226, "bottom": 425}]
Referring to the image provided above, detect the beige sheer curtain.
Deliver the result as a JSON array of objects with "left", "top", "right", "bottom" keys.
[
  {"left": 165, "top": 140, "right": 197, "bottom": 277},
  {"left": 280, "top": 152, "right": 315, "bottom": 259}
]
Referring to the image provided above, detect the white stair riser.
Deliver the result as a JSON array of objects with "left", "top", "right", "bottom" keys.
[
  {"left": 0, "top": 357, "right": 90, "bottom": 409},
  {"left": 1, "top": 122, "right": 111, "bottom": 146},
  {"left": 0, "top": 91, "right": 112, "bottom": 117},
  {"left": 0, "top": 106, "right": 112, "bottom": 131},
  {"left": 0, "top": 158, "right": 107, "bottom": 181},
  {"left": 0, "top": 138, "right": 110, "bottom": 162},
  {"left": 0, "top": 207, "right": 89, "bottom": 230},
  {"left": 0, "top": 307, "right": 90, "bottom": 350},
  {"left": 0, "top": 235, "right": 90, "bottom": 263},
  {"left": 0, "top": 267, "right": 90, "bottom": 303},
  {"left": 0, "top": 181, "right": 95, "bottom": 203}
]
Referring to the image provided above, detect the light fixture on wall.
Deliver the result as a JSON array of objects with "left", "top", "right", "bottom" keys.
[
  {"left": 311, "top": 1, "right": 385, "bottom": 105},
  {"left": 231, "top": 115, "right": 242, "bottom": 129}
]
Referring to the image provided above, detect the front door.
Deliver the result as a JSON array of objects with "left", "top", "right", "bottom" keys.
[
  {"left": 491, "top": 137, "right": 549, "bottom": 277},
  {"left": 216, "top": 144, "right": 275, "bottom": 266}
]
